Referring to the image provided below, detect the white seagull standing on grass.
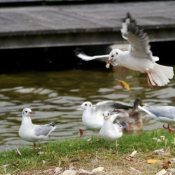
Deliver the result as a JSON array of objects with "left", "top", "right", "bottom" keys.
[
  {"left": 76, "top": 13, "right": 174, "bottom": 89},
  {"left": 100, "top": 111, "right": 123, "bottom": 141},
  {"left": 77, "top": 101, "right": 132, "bottom": 131},
  {"left": 19, "top": 108, "right": 57, "bottom": 149}
]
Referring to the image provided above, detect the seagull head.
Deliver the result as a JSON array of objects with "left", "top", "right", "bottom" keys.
[
  {"left": 103, "top": 111, "right": 111, "bottom": 120},
  {"left": 22, "top": 108, "right": 35, "bottom": 117},
  {"left": 106, "top": 49, "right": 121, "bottom": 67},
  {"left": 77, "top": 102, "right": 93, "bottom": 110}
]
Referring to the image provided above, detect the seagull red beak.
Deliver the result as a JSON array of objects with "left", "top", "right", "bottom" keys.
[
  {"left": 106, "top": 59, "right": 113, "bottom": 68},
  {"left": 29, "top": 111, "right": 35, "bottom": 115},
  {"left": 106, "top": 58, "right": 113, "bottom": 65}
]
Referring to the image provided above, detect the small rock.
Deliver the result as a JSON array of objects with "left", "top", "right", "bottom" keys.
[
  {"left": 92, "top": 167, "right": 104, "bottom": 173},
  {"left": 61, "top": 170, "right": 77, "bottom": 175},
  {"left": 78, "top": 169, "right": 93, "bottom": 175}
]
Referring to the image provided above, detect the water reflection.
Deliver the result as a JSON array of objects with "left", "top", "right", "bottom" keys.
[{"left": 0, "top": 69, "right": 175, "bottom": 151}]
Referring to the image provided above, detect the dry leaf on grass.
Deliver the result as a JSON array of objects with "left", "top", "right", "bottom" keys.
[
  {"left": 54, "top": 167, "right": 62, "bottom": 174},
  {"left": 126, "top": 150, "right": 137, "bottom": 161},
  {"left": 147, "top": 159, "right": 163, "bottom": 164},
  {"left": 162, "top": 161, "right": 171, "bottom": 169},
  {"left": 42, "top": 160, "right": 46, "bottom": 165},
  {"left": 0, "top": 164, "right": 11, "bottom": 168},
  {"left": 79, "top": 129, "right": 83, "bottom": 138},
  {"left": 116, "top": 79, "right": 130, "bottom": 90},
  {"left": 154, "top": 147, "right": 170, "bottom": 156},
  {"left": 15, "top": 149, "right": 21, "bottom": 156},
  {"left": 92, "top": 167, "right": 104, "bottom": 173}
]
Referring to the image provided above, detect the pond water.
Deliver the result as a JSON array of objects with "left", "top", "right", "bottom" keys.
[{"left": 0, "top": 67, "right": 175, "bottom": 151}]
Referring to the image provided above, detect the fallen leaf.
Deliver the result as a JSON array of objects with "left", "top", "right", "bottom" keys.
[
  {"left": 154, "top": 147, "right": 170, "bottom": 156},
  {"left": 116, "top": 79, "right": 130, "bottom": 90},
  {"left": 15, "top": 149, "right": 21, "bottom": 156},
  {"left": 54, "top": 167, "right": 62, "bottom": 174},
  {"left": 0, "top": 164, "right": 11, "bottom": 168},
  {"left": 61, "top": 170, "right": 77, "bottom": 175},
  {"left": 79, "top": 129, "right": 83, "bottom": 138},
  {"left": 147, "top": 159, "right": 163, "bottom": 164},
  {"left": 87, "top": 138, "right": 91, "bottom": 142},
  {"left": 162, "top": 161, "right": 171, "bottom": 169},
  {"left": 126, "top": 150, "right": 137, "bottom": 161},
  {"left": 92, "top": 167, "right": 104, "bottom": 173},
  {"left": 42, "top": 160, "right": 46, "bottom": 165},
  {"left": 155, "top": 169, "right": 167, "bottom": 175},
  {"left": 78, "top": 169, "right": 93, "bottom": 175},
  {"left": 160, "top": 136, "right": 165, "bottom": 141},
  {"left": 145, "top": 151, "right": 154, "bottom": 156},
  {"left": 129, "top": 150, "right": 137, "bottom": 157}
]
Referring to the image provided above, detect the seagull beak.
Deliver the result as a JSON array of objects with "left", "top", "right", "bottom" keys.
[
  {"left": 76, "top": 106, "right": 84, "bottom": 111},
  {"left": 29, "top": 111, "right": 35, "bottom": 115},
  {"left": 104, "top": 116, "right": 108, "bottom": 120},
  {"left": 106, "top": 59, "right": 113, "bottom": 68},
  {"left": 141, "top": 102, "right": 145, "bottom": 106}
]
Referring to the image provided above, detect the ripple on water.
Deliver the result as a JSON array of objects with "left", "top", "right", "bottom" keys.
[{"left": 0, "top": 69, "right": 175, "bottom": 151}]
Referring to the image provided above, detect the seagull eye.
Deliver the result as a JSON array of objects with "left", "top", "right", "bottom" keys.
[
  {"left": 25, "top": 111, "right": 27, "bottom": 113},
  {"left": 85, "top": 104, "right": 87, "bottom": 106},
  {"left": 108, "top": 113, "right": 109, "bottom": 115},
  {"left": 111, "top": 55, "right": 114, "bottom": 57},
  {"left": 116, "top": 52, "right": 118, "bottom": 55}
]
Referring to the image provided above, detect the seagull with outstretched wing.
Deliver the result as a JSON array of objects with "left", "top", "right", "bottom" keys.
[{"left": 76, "top": 13, "right": 174, "bottom": 89}]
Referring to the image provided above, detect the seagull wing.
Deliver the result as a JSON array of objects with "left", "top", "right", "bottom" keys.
[
  {"left": 139, "top": 105, "right": 175, "bottom": 122},
  {"left": 34, "top": 122, "right": 57, "bottom": 137},
  {"left": 95, "top": 100, "right": 132, "bottom": 112},
  {"left": 75, "top": 50, "right": 109, "bottom": 61},
  {"left": 121, "top": 13, "right": 156, "bottom": 61}
]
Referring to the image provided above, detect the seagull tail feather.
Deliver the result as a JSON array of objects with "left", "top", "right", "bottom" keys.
[{"left": 150, "top": 64, "right": 174, "bottom": 86}]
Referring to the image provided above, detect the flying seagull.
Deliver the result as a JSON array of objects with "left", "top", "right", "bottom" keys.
[
  {"left": 75, "top": 13, "right": 174, "bottom": 89},
  {"left": 19, "top": 108, "right": 57, "bottom": 149}
]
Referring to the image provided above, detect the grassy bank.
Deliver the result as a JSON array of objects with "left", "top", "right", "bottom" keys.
[{"left": 1, "top": 129, "right": 175, "bottom": 175}]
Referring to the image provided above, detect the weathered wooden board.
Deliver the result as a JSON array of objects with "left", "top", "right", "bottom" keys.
[{"left": 0, "top": 1, "right": 174, "bottom": 48}]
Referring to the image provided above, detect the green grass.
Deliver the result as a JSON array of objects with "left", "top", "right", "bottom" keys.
[{"left": 1, "top": 129, "right": 175, "bottom": 174}]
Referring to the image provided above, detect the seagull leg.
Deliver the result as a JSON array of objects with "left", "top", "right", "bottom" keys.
[
  {"left": 146, "top": 71, "right": 159, "bottom": 88},
  {"left": 115, "top": 140, "right": 118, "bottom": 154},
  {"left": 33, "top": 142, "right": 36, "bottom": 150},
  {"left": 148, "top": 71, "right": 159, "bottom": 87},
  {"left": 163, "top": 124, "right": 175, "bottom": 133},
  {"left": 145, "top": 72, "right": 153, "bottom": 89}
]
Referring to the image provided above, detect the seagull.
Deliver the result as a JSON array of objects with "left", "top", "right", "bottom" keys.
[
  {"left": 99, "top": 111, "right": 123, "bottom": 141},
  {"left": 138, "top": 104, "right": 175, "bottom": 132},
  {"left": 19, "top": 108, "right": 57, "bottom": 149},
  {"left": 75, "top": 13, "right": 174, "bottom": 89},
  {"left": 77, "top": 100, "right": 132, "bottom": 131}
]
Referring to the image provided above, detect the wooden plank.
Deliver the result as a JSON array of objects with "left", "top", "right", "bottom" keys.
[{"left": 0, "top": 2, "right": 174, "bottom": 48}]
